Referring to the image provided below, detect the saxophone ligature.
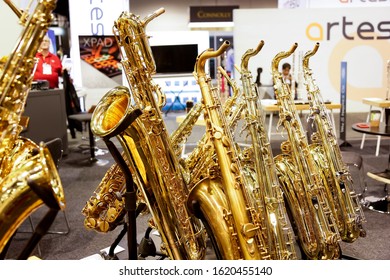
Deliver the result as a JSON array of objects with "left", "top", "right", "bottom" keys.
[
  {"left": 303, "top": 42, "right": 366, "bottom": 242},
  {"left": 89, "top": 8, "right": 206, "bottom": 260},
  {"left": 237, "top": 40, "right": 297, "bottom": 260},
  {"left": 0, "top": 0, "right": 65, "bottom": 256},
  {"left": 272, "top": 43, "right": 341, "bottom": 259}
]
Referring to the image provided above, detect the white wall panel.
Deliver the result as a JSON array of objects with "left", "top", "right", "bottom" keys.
[{"left": 234, "top": 8, "right": 390, "bottom": 112}]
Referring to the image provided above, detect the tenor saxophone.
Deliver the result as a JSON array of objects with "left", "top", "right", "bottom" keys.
[
  {"left": 0, "top": 0, "right": 65, "bottom": 254},
  {"left": 303, "top": 43, "right": 366, "bottom": 242},
  {"left": 188, "top": 41, "right": 273, "bottom": 260},
  {"left": 89, "top": 8, "right": 206, "bottom": 260},
  {"left": 237, "top": 40, "right": 296, "bottom": 260},
  {"left": 272, "top": 43, "right": 340, "bottom": 259}
]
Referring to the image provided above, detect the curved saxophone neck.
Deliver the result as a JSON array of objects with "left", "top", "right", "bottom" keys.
[
  {"left": 271, "top": 43, "right": 298, "bottom": 74},
  {"left": 240, "top": 40, "right": 264, "bottom": 72},
  {"left": 195, "top": 41, "right": 230, "bottom": 79},
  {"left": 302, "top": 42, "right": 320, "bottom": 71},
  {"left": 142, "top": 7, "right": 165, "bottom": 27}
]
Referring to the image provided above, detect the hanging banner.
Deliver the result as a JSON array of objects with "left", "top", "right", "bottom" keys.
[
  {"left": 340, "top": 61, "right": 348, "bottom": 143},
  {"left": 68, "top": 0, "right": 129, "bottom": 88}
]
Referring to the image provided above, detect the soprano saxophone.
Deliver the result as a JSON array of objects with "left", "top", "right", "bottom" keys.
[
  {"left": 0, "top": 0, "right": 65, "bottom": 254},
  {"left": 89, "top": 8, "right": 206, "bottom": 260},
  {"left": 237, "top": 40, "right": 296, "bottom": 259},
  {"left": 272, "top": 43, "right": 340, "bottom": 259},
  {"left": 303, "top": 43, "right": 366, "bottom": 242}
]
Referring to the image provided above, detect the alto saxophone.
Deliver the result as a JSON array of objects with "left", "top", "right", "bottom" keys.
[
  {"left": 272, "top": 43, "right": 340, "bottom": 259},
  {"left": 89, "top": 8, "right": 206, "bottom": 260},
  {"left": 237, "top": 40, "right": 297, "bottom": 260},
  {"left": 0, "top": 0, "right": 65, "bottom": 254},
  {"left": 303, "top": 43, "right": 366, "bottom": 242},
  {"left": 189, "top": 41, "right": 273, "bottom": 259}
]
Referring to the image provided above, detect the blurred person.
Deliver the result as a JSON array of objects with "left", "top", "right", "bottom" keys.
[{"left": 33, "top": 35, "right": 63, "bottom": 88}]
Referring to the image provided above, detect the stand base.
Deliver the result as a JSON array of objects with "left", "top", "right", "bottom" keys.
[
  {"left": 339, "top": 141, "right": 352, "bottom": 147},
  {"left": 366, "top": 197, "right": 390, "bottom": 214}
]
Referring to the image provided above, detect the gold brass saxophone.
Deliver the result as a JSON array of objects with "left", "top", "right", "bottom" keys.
[
  {"left": 303, "top": 43, "right": 366, "bottom": 242},
  {"left": 89, "top": 8, "right": 206, "bottom": 260},
  {"left": 0, "top": 0, "right": 65, "bottom": 254},
  {"left": 82, "top": 102, "right": 203, "bottom": 233},
  {"left": 272, "top": 43, "right": 340, "bottom": 259},
  {"left": 188, "top": 41, "right": 277, "bottom": 260},
  {"left": 237, "top": 40, "right": 296, "bottom": 260}
]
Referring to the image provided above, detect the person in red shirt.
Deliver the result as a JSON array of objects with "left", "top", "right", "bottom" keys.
[{"left": 33, "top": 35, "right": 63, "bottom": 88}]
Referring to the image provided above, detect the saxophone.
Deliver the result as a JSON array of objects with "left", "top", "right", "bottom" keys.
[
  {"left": 82, "top": 102, "right": 203, "bottom": 232},
  {"left": 188, "top": 41, "right": 276, "bottom": 260},
  {"left": 272, "top": 43, "right": 340, "bottom": 259},
  {"left": 89, "top": 8, "right": 206, "bottom": 260},
  {"left": 0, "top": 0, "right": 65, "bottom": 254},
  {"left": 303, "top": 43, "right": 366, "bottom": 242},
  {"left": 237, "top": 40, "right": 296, "bottom": 260}
]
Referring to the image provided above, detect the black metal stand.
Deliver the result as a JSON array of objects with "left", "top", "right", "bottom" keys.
[
  {"left": 100, "top": 108, "right": 142, "bottom": 260},
  {"left": 17, "top": 208, "right": 59, "bottom": 260}
]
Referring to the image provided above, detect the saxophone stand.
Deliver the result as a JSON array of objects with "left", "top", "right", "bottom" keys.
[
  {"left": 102, "top": 138, "right": 138, "bottom": 260},
  {"left": 99, "top": 109, "right": 142, "bottom": 260},
  {"left": 1, "top": 178, "right": 62, "bottom": 260}
]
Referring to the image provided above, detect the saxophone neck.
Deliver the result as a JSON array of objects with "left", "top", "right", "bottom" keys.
[
  {"left": 240, "top": 40, "right": 264, "bottom": 73},
  {"left": 195, "top": 41, "right": 230, "bottom": 79},
  {"left": 142, "top": 8, "right": 165, "bottom": 27},
  {"left": 302, "top": 43, "right": 320, "bottom": 97},
  {"left": 271, "top": 43, "right": 298, "bottom": 76},
  {"left": 302, "top": 42, "right": 319, "bottom": 71}
]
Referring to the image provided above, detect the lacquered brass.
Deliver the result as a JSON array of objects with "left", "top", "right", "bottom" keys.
[
  {"left": 89, "top": 9, "right": 206, "bottom": 260},
  {"left": 303, "top": 43, "right": 366, "bottom": 242},
  {"left": 237, "top": 40, "right": 297, "bottom": 260},
  {"left": 272, "top": 43, "right": 340, "bottom": 259},
  {"left": 0, "top": 0, "right": 65, "bottom": 254}
]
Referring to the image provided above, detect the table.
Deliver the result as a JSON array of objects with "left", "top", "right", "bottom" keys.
[
  {"left": 352, "top": 122, "right": 390, "bottom": 214},
  {"left": 261, "top": 100, "right": 341, "bottom": 140},
  {"left": 361, "top": 98, "right": 390, "bottom": 156},
  {"left": 68, "top": 113, "right": 108, "bottom": 166}
]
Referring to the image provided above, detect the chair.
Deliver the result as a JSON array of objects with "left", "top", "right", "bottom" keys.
[
  {"left": 18, "top": 138, "right": 70, "bottom": 258},
  {"left": 341, "top": 151, "right": 368, "bottom": 202},
  {"left": 44, "top": 138, "right": 71, "bottom": 235}
]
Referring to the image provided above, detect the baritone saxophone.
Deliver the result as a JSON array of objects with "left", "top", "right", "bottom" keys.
[
  {"left": 82, "top": 102, "right": 203, "bottom": 233},
  {"left": 303, "top": 43, "right": 366, "bottom": 242},
  {"left": 272, "top": 43, "right": 340, "bottom": 259},
  {"left": 90, "top": 8, "right": 206, "bottom": 260},
  {"left": 0, "top": 0, "right": 65, "bottom": 255}
]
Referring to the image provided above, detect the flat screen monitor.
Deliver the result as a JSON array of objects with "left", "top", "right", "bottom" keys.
[{"left": 151, "top": 44, "right": 198, "bottom": 74}]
